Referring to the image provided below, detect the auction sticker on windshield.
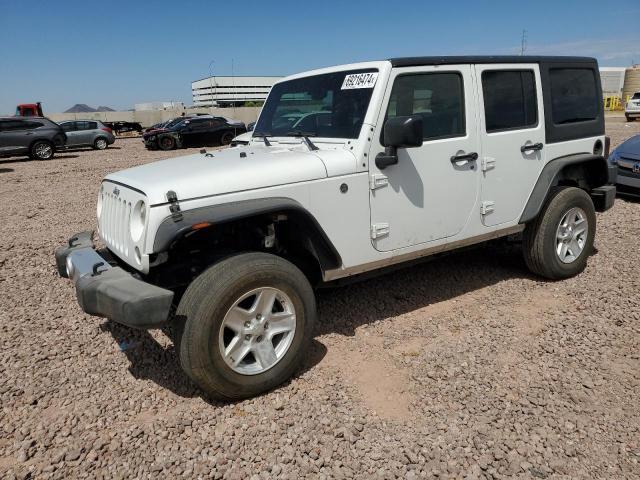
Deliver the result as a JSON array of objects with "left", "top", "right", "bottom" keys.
[{"left": 342, "top": 72, "right": 378, "bottom": 90}]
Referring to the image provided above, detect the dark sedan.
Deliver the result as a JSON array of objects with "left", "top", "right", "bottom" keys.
[
  {"left": 609, "top": 134, "right": 640, "bottom": 195},
  {"left": 143, "top": 116, "right": 246, "bottom": 150}
]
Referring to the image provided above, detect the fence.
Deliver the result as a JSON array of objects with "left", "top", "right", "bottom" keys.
[{"left": 604, "top": 95, "right": 632, "bottom": 111}]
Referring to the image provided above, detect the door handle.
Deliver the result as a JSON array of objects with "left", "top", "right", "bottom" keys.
[
  {"left": 521, "top": 142, "right": 543, "bottom": 153},
  {"left": 450, "top": 152, "right": 478, "bottom": 165}
]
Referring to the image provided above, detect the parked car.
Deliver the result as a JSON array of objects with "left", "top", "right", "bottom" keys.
[
  {"left": 609, "top": 134, "right": 640, "bottom": 195},
  {"left": 143, "top": 116, "right": 246, "bottom": 150},
  {"left": 625, "top": 92, "right": 640, "bottom": 122},
  {"left": 0, "top": 117, "right": 66, "bottom": 160},
  {"left": 56, "top": 55, "right": 615, "bottom": 400},
  {"left": 58, "top": 120, "right": 115, "bottom": 150}
]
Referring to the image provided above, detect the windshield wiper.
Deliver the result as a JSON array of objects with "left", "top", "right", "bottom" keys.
[
  {"left": 285, "top": 130, "right": 319, "bottom": 151},
  {"left": 252, "top": 131, "right": 272, "bottom": 146}
]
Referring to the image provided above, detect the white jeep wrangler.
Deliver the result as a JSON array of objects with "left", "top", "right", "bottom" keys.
[{"left": 56, "top": 56, "right": 616, "bottom": 400}]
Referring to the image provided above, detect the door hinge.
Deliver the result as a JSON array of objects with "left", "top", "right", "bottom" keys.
[
  {"left": 481, "top": 157, "right": 496, "bottom": 172},
  {"left": 371, "top": 223, "right": 390, "bottom": 239},
  {"left": 370, "top": 174, "right": 389, "bottom": 190},
  {"left": 480, "top": 201, "right": 495, "bottom": 215},
  {"left": 166, "top": 190, "right": 183, "bottom": 222}
]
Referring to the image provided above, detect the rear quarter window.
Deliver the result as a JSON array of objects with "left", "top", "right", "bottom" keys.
[{"left": 549, "top": 68, "right": 599, "bottom": 124}]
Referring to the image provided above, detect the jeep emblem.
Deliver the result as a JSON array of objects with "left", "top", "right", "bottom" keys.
[
  {"left": 113, "top": 187, "right": 120, "bottom": 196},
  {"left": 634, "top": 163, "right": 640, "bottom": 174}
]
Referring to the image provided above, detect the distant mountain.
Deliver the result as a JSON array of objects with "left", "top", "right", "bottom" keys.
[
  {"left": 96, "top": 105, "right": 115, "bottom": 112},
  {"left": 64, "top": 104, "right": 96, "bottom": 113}
]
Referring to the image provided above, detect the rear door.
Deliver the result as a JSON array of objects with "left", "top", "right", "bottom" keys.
[
  {"left": 75, "top": 121, "right": 95, "bottom": 145},
  {"left": 475, "top": 64, "right": 545, "bottom": 226}
]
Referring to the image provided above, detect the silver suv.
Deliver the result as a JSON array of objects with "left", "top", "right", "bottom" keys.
[
  {"left": 0, "top": 117, "right": 67, "bottom": 160},
  {"left": 59, "top": 120, "right": 115, "bottom": 150}
]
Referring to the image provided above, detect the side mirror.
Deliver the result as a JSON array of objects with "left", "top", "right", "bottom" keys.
[{"left": 375, "top": 115, "right": 423, "bottom": 169}]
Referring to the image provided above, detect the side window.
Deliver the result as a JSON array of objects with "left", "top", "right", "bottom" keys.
[
  {"left": 385, "top": 72, "right": 465, "bottom": 141},
  {"left": 0, "top": 120, "right": 27, "bottom": 131},
  {"left": 549, "top": 68, "right": 598, "bottom": 124},
  {"left": 482, "top": 70, "right": 537, "bottom": 132},
  {"left": 87, "top": 122, "right": 98, "bottom": 130},
  {"left": 75, "top": 121, "right": 90, "bottom": 130},
  {"left": 21, "top": 121, "right": 43, "bottom": 130},
  {"left": 61, "top": 122, "right": 76, "bottom": 132}
]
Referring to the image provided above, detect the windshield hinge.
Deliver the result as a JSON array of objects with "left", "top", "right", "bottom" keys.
[
  {"left": 481, "top": 157, "right": 496, "bottom": 172},
  {"left": 480, "top": 201, "right": 495, "bottom": 216},
  {"left": 166, "top": 190, "right": 183, "bottom": 222},
  {"left": 370, "top": 174, "right": 389, "bottom": 190},
  {"left": 371, "top": 223, "right": 390, "bottom": 240}
]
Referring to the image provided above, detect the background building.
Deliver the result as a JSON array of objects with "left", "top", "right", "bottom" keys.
[
  {"left": 192, "top": 76, "right": 282, "bottom": 107},
  {"left": 599, "top": 67, "right": 626, "bottom": 96}
]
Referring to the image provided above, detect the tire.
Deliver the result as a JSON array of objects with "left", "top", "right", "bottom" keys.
[
  {"left": 523, "top": 187, "right": 596, "bottom": 280},
  {"left": 626, "top": 115, "right": 635, "bottom": 122},
  {"left": 30, "top": 140, "right": 54, "bottom": 160},
  {"left": 174, "top": 252, "right": 316, "bottom": 400},
  {"left": 220, "top": 130, "right": 234, "bottom": 146},
  {"left": 158, "top": 135, "right": 175, "bottom": 151},
  {"left": 93, "top": 137, "right": 108, "bottom": 150}
]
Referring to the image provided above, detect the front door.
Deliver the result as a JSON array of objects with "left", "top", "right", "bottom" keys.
[
  {"left": 369, "top": 65, "right": 480, "bottom": 252},
  {"left": 474, "top": 65, "right": 546, "bottom": 226},
  {"left": 61, "top": 121, "right": 81, "bottom": 146}
]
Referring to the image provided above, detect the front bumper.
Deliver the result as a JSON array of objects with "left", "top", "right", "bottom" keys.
[{"left": 55, "top": 231, "right": 173, "bottom": 329}]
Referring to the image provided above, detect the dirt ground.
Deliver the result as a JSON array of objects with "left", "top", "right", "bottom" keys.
[{"left": 1, "top": 117, "right": 639, "bottom": 479}]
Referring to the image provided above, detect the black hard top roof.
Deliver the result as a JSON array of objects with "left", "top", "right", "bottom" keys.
[{"left": 389, "top": 56, "right": 597, "bottom": 68}]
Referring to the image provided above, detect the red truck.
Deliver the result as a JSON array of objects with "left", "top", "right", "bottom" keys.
[{"left": 16, "top": 102, "right": 44, "bottom": 117}]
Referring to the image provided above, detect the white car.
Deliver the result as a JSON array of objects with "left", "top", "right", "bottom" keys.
[
  {"left": 56, "top": 55, "right": 616, "bottom": 400},
  {"left": 625, "top": 92, "right": 640, "bottom": 122}
]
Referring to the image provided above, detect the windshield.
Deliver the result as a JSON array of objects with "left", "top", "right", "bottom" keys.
[
  {"left": 254, "top": 69, "right": 378, "bottom": 139},
  {"left": 166, "top": 118, "right": 186, "bottom": 129}
]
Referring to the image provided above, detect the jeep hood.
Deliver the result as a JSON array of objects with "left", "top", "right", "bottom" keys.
[{"left": 105, "top": 145, "right": 340, "bottom": 205}]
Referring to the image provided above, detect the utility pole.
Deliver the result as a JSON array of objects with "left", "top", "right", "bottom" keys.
[{"left": 520, "top": 29, "right": 527, "bottom": 56}]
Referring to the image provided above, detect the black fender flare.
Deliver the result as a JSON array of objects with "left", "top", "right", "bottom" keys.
[
  {"left": 519, "top": 153, "right": 614, "bottom": 224},
  {"left": 152, "top": 197, "right": 342, "bottom": 270}
]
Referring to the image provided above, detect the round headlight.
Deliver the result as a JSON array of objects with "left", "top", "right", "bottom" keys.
[{"left": 130, "top": 200, "right": 146, "bottom": 242}]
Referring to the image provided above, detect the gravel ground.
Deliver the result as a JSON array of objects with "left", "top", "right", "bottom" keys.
[{"left": 1, "top": 117, "right": 639, "bottom": 479}]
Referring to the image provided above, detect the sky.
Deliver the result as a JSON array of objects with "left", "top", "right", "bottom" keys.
[{"left": 1, "top": 0, "right": 639, "bottom": 114}]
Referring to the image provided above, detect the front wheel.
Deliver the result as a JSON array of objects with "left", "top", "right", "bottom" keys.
[
  {"left": 523, "top": 187, "right": 596, "bottom": 279},
  {"left": 158, "top": 135, "right": 176, "bottom": 150},
  {"left": 174, "top": 252, "right": 316, "bottom": 400}
]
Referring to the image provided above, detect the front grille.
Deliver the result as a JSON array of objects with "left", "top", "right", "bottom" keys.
[{"left": 99, "top": 191, "right": 133, "bottom": 257}]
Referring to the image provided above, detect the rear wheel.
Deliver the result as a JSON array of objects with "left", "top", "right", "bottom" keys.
[
  {"left": 220, "top": 131, "right": 234, "bottom": 146},
  {"left": 626, "top": 115, "right": 635, "bottom": 122},
  {"left": 523, "top": 187, "right": 596, "bottom": 279},
  {"left": 158, "top": 135, "right": 175, "bottom": 150},
  {"left": 30, "top": 140, "right": 54, "bottom": 160},
  {"left": 174, "top": 252, "right": 316, "bottom": 400},
  {"left": 93, "top": 137, "right": 108, "bottom": 150}
]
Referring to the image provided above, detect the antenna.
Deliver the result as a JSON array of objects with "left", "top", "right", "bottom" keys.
[{"left": 520, "top": 29, "right": 527, "bottom": 56}]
